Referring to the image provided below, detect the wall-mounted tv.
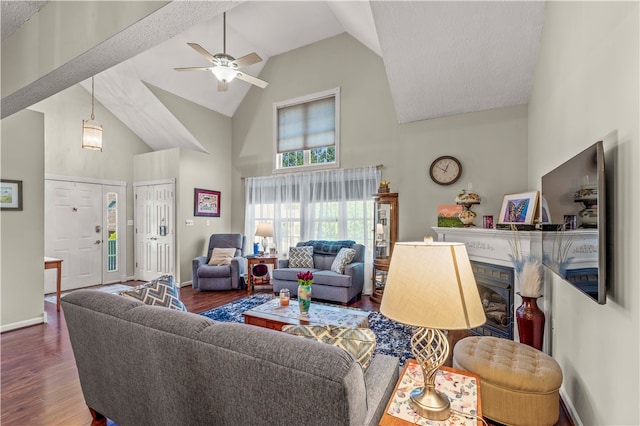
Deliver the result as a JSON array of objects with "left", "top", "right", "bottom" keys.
[{"left": 541, "top": 141, "right": 606, "bottom": 304}]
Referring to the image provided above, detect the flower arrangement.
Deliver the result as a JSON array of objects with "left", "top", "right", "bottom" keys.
[
  {"left": 508, "top": 226, "right": 543, "bottom": 298},
  {"left": 297, "top": 271, "right": 313, "bottom": 286},
  {"left": 378, "top": 180, "right": 390, "bottom": 193}
]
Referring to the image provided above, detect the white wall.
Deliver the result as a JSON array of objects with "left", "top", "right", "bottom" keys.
[
  {"left": 1, "top": 109, "right": 45, "bottom": 330},
  {"left": 30, "top": 84, "right": 152, "bottom": 279},
  {"left": 231, "top": 33, "right": 529, "bottom": 241},
  {"left": 528, "top": 2, "right": 639, "bottom": 424}
]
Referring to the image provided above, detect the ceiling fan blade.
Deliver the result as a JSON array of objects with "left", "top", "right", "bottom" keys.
[
  {"left": 218, "top": 80, "right": 228, "bottom": 92},
  {"left": 235, "top": 72, "right": 269, "bottom": 89},
  {"left": 231, "top": 52, "right": 262, "bottom": 69},
  {"left": 174, "top": 67, "right": 211, "bottom": 72},
  {"left": 187, "top": 43, "right": 218, "bottom": 64}
]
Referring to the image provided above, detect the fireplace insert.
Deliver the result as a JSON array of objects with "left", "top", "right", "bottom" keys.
[{"left": 470, "top": 261, "right": 514, "bottom": 340}]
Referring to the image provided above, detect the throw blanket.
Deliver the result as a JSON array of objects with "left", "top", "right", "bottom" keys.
[{"left": 300, "top": 240, "right": 356, "bottom": 255}]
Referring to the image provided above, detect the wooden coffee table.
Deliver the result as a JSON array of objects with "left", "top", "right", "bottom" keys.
[{"left": 243, "top": 299, "right": 370, "bottom": 331}]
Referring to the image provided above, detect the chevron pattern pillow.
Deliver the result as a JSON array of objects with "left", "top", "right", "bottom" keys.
[
  {"left": 120, "top": 275, "right": 186, "bottom": 311},
  {"left": 281, "top": 324, "right": 376, "bottom": 370},
  {"left": 288, "top": 246, "right": 314, "bottom": 268},
  {"left": 330, "top": 248, "right": 356, "bottom": 274}
]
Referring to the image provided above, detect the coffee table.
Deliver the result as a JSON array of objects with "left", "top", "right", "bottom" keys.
[{"left": 243, "top": 299, "right": 370, "bottom": 331}]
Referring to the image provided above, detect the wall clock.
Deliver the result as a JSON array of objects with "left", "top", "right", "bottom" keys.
[{"left": 429, "top": 156, "right": 462, "bottom": 185}]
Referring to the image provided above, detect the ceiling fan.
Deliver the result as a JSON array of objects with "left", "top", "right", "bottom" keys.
[{"left": 174, "top": 12, "right": 268, "bottom": 92}]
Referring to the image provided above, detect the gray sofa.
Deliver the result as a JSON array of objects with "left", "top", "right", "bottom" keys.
[
  {"left": 62, "top": 290, "right": 399, "bottom": 426},
  {"left": 273, "top": 240, "right": 366, "bottom": 305}
]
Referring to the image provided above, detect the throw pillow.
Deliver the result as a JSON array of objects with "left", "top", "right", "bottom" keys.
[
  {"left": 208, "top": 247, "right": 237, "bottom": 266},
  {"left": 120, "top": 274, "right": 187, "bottom": 311},
  {"left": 288, "top": 246, "right": 314, "bottom": 268},
  {"left": 330, "top": 248, "right": 356, "bottom": 274},
  {"left": 281, "top": 324, "right": 376, "bottom": 370}
]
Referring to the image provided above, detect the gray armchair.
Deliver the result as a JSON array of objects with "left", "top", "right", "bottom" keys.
[{"left": 192, "top": 234, "right": 246, "bottom": 291}]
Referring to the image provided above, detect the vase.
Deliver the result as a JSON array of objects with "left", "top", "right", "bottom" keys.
[
  {"left": 516, "top": 294, "right": 545, "bottom": 350},
  {"left": 297, "top": 284, "right": 312, "bottom": 317}
]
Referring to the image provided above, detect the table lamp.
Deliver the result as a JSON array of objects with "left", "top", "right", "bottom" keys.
[
  {"left": 380, "top": 242, "right": 486, "bottom": 421},
  {"left": 255, "top": 222, "right": 274, "bottom": 254}
]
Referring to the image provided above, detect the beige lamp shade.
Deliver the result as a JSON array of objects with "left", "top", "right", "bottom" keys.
[
  {"left": 255, "top": 222, "right": 274, "bottom": 238},
  {"left": 380, "top": 242, "right": 486, "bottom": 330}
]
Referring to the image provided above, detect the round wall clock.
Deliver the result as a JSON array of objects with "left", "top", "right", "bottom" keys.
[{"left": 429, "top": 156, "right": 462, "bottom": 185}]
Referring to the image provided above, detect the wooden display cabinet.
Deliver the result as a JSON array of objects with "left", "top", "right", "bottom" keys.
[{"left": 371, "top": 192, "right": 398, "bottom": 303}]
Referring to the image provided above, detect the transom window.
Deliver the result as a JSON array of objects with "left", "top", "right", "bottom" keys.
[{"left": 273, "top": 88, "right": 340, "bottom": 172}]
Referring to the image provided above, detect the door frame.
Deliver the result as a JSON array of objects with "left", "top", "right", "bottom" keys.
[
  {"left": 133, "top": 178, "right": 177, "bottom": 281},
  {"left": 45, "top": 174, "right": 127, "bottom": 285}
]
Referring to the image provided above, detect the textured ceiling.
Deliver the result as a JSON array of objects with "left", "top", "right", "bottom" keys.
[{"left": 2, "top": 1, "right": 545, "bottom": 152}]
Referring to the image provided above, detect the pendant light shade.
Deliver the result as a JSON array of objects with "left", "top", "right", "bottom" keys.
[{"left": 82, "top": 77, "right": 103, "bottom": 151}]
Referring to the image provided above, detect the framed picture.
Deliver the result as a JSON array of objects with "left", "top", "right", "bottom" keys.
[
  {"left": 194, "top": 188, "right": 220, "bottom": 217},
  {"left": 0, "top": 179, "right": 23, "bottom": 211},
  {"left": 498, "top": 191, "right": 539, "bottom": 224},
  {"left": 437, "top": 205, "right": 463, "bottom": 227}
]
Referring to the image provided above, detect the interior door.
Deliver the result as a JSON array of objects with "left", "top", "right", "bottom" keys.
[
  {"left": 45, "top": 180, "right": 102, "bottom": 292},
  {"left": 134, "top": 182, "right": 175, "bottom": 281}
]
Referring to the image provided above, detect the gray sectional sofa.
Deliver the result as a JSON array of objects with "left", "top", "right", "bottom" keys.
[
  {"left": 273, "top": 240, "right": 365, "bottom": 304},
  {"left": 62, "top": 290, "right": 399, "bottom": 426}
]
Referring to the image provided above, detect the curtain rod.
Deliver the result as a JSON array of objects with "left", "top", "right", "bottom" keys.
[{"left": 240, "top": 164, "right": 383, "bottom": 180}]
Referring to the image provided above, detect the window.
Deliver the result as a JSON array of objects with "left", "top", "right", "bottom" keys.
[{"left": 273, "top": 88, "right": 340, "bottom": 172}]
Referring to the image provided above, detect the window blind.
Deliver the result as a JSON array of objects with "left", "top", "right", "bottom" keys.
[{"left": 277, "top": 96, "right": 335, "bottom": 153}]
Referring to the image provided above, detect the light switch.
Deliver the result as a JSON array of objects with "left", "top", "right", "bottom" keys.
[{"left": 206, "top": 220, "right": 210, "bottom": 226}]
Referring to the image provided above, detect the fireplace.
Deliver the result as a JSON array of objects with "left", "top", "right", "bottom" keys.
[{"left": 470, "top": 261, "right": 514, "bottom": 340}]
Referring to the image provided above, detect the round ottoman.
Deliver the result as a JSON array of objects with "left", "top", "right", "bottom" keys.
[{"left": 453, "top": 336, "right": 563, "bottom": 426}]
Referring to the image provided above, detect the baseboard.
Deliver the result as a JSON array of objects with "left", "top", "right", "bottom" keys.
[
  {"left": 559, "top": 386, "right": 582, "bottom": 426},
  {"left": 1, "top": 313, "right": 47, "bottom": 333},
  {"left": 179, "top": 280, "right": 192, "bottom": 288}
]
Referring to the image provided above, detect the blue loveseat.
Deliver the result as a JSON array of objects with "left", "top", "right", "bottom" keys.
[{"left": 272, "top": 240, "right": 365, "bottom": 305}]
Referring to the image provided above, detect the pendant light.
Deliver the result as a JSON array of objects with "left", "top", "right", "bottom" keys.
[{"left": 82, "top": 76, "right": 103, "bottom": 151}]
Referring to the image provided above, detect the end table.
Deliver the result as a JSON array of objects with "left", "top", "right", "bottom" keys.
[
  {"left": 246, "top": 256, "right": 278, "bottom": 294},
  {"left": 379, "top": 359, "right": 483, "bottom": 425}
]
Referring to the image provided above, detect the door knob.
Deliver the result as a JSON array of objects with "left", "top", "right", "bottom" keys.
[{"left": 94, "top": 240, "right": 102, "bottom": 245}]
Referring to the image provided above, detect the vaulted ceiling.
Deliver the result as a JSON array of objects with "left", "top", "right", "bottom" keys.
[{"left": 1, "top": 1, "right": 545, "bottom": 153}]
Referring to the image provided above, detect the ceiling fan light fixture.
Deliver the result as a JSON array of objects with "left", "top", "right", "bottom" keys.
[{"left": 211, "top": 66, "right": 237, "bottom": 83}]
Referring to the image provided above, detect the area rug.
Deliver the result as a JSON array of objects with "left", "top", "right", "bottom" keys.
[
  {"left": 200, "top": 294, "right": 414, "bottom": 366},
  {"left": 44, "top": 283, "right": 134, "bottom": 305}
]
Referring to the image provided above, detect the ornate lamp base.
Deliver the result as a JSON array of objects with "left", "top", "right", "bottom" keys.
[{"left": 409, "top": 327, "right": 451, "bottom": 421}]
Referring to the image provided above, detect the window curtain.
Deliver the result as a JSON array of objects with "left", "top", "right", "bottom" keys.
[{"left": 245, "top": 166, "right": 380, "bottom": 294}]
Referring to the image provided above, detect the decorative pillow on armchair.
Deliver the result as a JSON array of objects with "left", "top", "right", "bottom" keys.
[
  {"left": 208, "top": 247, "right": 237, "bottom": 265},
  {"left": 330, "top": 248, "right": 356, "bottom": 274},
  {"left": 120, "top": 275, "right": 187, "bottom": 311},
  {"left": 288, "top": 246, "right": 314, "bottom": 268},
  {"left": 281, "top": 324, "right": 376, "bottom": 370}
]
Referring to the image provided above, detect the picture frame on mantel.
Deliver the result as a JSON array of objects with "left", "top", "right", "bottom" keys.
[
  {"left": 194, "top": 188, "right": 220, "bottom": 217},
  {"left": 498, "top": 191, "right": 539, "bottom": 225},
  {"left": 0, "top": 179, "right": 23, "bottom": 211}
]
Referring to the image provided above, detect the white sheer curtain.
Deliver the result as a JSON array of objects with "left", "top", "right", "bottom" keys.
[{"left": 244, "top": 166, "right": 380, "bottom": 294}]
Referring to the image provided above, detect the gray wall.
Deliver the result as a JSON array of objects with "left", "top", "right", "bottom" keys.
[
  {"left": 528, "top": 2, "right": 639, "bottom": 424},
  {"left": 135, "top": 85, "right": 233, "bottom": 285},
  {"left": 30, "top": 84, "right": 152, "bottom": 279},
  {"left": 1, "top": 109, "right": 45, "bottom": 330},
  {"left": 231, "top": 33, "right": 529, "bottom": 240}
]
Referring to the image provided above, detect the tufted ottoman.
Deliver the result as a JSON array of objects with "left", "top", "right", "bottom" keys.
[{"left": 453, "top": 336, "right": 563, "bottom": 426}]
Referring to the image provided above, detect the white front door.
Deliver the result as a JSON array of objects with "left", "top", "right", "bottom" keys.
[
  {"left": 134, "top": 181, "right": 175, "bottom": 281},
  {"left": 45, "top": 180, "right": 103, "bottom": 292}
]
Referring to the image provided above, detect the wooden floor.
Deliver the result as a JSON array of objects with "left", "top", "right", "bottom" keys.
[{"left": 1, "top": 283, "right": 572, "bottom": 426}]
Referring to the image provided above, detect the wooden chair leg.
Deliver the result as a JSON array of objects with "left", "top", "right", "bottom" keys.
[{"left": 88, "top": 407, "right": 107, "bottom": 426}]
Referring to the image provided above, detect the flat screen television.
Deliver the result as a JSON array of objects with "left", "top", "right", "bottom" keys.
[{"left": 540, "top": 141, "right": 606, "bottom": 304}]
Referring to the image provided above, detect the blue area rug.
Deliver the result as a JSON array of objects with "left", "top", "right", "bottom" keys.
[{"left": 200, "top": 294, "right": 414, "bottom": 366}]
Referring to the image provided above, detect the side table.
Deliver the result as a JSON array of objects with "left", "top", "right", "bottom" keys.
[
  {"left": 246, "top": 256, "right": 278, "bottom": 294},
  {"left": 379, "top": 359, "right": 483, "bottom": 425},
  {"left": 44, "top": 257, "right": 63, "bottom": 312}
]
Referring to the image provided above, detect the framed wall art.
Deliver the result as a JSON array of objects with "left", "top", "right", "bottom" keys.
[
  {"left": 498, "top": 191, "right": 539, "bottom": 225},
  {"left": 0, "top": 179, "right": 23, "bottom": 211},
  {"left": 194, "top": 188, "right": 220, "bottom": 217}
]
